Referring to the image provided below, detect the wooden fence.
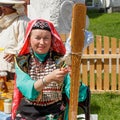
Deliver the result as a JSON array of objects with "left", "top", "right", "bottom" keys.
[
  {"left": 60, "top": 34, "right": 120, "bottom": 93},
  {"left": 1, "top": 34, "right": 120, "bottom": 94}
]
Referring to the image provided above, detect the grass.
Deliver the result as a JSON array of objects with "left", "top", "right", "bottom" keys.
[
  {"left": 82, "top": 9, "right": 120, "bottom": 120},
  {"left": 77, "top": 92, "right": 120, "bottom": 120},
  {"left": 91, "top": 93, "right": 120, "bottom": 120},
  {"left": 87, "top": 9, "right": 120, "bottom": 39}
]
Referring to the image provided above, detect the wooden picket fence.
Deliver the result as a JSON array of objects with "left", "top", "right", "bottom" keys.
[{"left": 60, "top": 34, "right": 120, "bottom": 93}]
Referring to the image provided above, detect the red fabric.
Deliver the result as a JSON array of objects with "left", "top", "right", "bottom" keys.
[
  {"left": 11, "top": 75, "right": 23, "bottom": 120},
  {"left": 11, "top": 19, "right": 66, "bottom": 120},
  {"left": 19, "top": 19, "right": 66, "bottom": 56}
]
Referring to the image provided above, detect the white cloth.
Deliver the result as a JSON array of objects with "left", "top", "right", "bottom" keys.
[
  {"left": 0, "top": 13, "right": 30, "bottom": 72},
  {"left": 65, "top": 30, "right": 94, "bottom": 55}
]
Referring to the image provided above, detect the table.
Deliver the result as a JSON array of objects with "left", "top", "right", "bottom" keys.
[{"left": 0, "top": 111, "right": 11, "bottom": 120}]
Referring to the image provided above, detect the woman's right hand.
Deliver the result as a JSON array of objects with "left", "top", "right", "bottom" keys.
[
  {"left": 34, "top": 68, "right": 70, "bottom": 91},
  {"left": 46, "top": 68, "right": 69, "bottom": 84}
]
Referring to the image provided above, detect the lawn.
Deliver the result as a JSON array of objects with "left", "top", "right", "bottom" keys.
[
  {"left": 87, "top": 9, "right": 120, "bottom": 39},
  {"left": 91, "top": 93, "right": 120, "bottom": 120},
  {"left": 84, "top": 9, "right": 120, "bottom": 120}
]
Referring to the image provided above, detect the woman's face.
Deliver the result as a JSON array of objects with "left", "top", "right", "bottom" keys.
[{"left": 30, "top": 29, "right": 52, "bottom": 54}]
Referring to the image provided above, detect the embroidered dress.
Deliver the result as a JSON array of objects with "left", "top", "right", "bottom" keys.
[
  {"left": 26, "top": 53, "right": 63, "bottom": 106},
  {"left": 11, "top": 19, "right": 66, "bottom": 120},
  {"left": 15, "top": 52, "right": 65, "bottom": 120}
]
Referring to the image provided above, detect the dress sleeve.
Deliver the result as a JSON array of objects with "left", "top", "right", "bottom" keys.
[
  {"left": 63, "top": 73, "right": 87, "bottom": 102},
  {"left": 62, "top": 73, "right": 70, "bottom": 98},
  {"left": 15, "top": 63, "right": 39, "bottom": 100}
]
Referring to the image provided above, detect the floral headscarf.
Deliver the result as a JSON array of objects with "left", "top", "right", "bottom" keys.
[{"left": 19, "top": 19, "right": 66, "bottom": 56}]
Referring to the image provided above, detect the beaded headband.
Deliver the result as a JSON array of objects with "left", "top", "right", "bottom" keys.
[{"left": 32, "top": 20, "right": 51, "bottom": 32}]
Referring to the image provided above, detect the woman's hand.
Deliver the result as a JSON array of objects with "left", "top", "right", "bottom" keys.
[
  {"left": 4, "top": 54, "right": 15, "bottom": 62},
  {"left": 46, "top": 67, "right": 69, "bottom": 84},
  {"left": 34, "top": 67, "right": 70, "bottom": 91}
]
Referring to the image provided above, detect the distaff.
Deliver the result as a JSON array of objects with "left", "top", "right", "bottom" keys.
[{"left": 69, "top": 3, "right": 87, "bottom": 120}]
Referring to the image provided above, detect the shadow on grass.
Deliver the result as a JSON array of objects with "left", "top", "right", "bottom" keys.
[
  {"left": 87, "top": 8, "right": 105, "bottom": 19},
  {"left": 90, "top": 101, "right": 101, "bottom": 113}
]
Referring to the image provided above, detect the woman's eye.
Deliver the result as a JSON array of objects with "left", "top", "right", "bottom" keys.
[
  {"left": 44, "top": 37, "right": 50, "bottom": 40},
  {"left": 35, "top": 37, "right": 41, "bottom": 40},
  {"left": 34, "top": 37, "right": 50, "bottom": 41}
]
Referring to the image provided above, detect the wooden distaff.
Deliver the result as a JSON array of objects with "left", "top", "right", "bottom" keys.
[{"left": 69, "top": 3, "right": 86, "bottom": 120}]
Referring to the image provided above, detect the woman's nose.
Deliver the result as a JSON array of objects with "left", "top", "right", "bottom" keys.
[{"left": 39, "top": 38, "right": 45, "bottom": 44}]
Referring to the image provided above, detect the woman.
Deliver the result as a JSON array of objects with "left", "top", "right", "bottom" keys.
[
  {"left": 13, "top": 19, "right": 88, "bottom": 120},
  {"left": 13, "top": 19, "right": 70, "bottom": 120},
  {"left": 0, "top": 0, "right": 30, "bottom": 80}
]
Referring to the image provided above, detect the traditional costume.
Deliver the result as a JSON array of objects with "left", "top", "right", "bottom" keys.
[{"left": 12, "top": 19, "right": 87, "bottom": 120}]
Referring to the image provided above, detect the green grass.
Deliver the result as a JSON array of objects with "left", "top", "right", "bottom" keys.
[
  {"left": 78, "top": 93, "right": 120, "bottom": 120},
  {"left": 82, "top": 9, "right": 120, "bottom": 120},
  {"left": 87, "top": 9, "right": 120, "bottom": 39},
  {"left": 91, "top": 93, "right": 120, "bottom": 120}
]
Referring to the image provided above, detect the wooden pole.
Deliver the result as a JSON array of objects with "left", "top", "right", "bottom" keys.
[{"left": 69, "top": 3, "right": 86, "bottom": 120}]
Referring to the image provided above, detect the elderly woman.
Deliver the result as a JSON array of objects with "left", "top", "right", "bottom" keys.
[
  {"left": 0, "top": 0, "right": 30, "bottom": 80},
  {"left": 12, "top": 19, "right": 88, "bottom": 120}
]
